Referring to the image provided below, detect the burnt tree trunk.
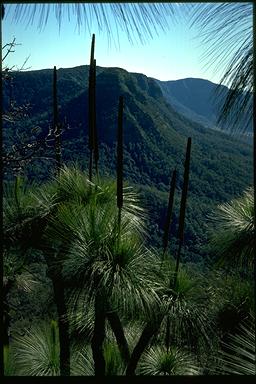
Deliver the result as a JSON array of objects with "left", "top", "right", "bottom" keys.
[
  {"left": 47, "top": 259, "right": 70, "bottom": 376},
  {"left": 107, "top": 311, "right": 130, "bottom": 363},
  {"left": 92, "top": 292, "right": 106, "bottom": 376},
  {"left": 126, "top": 312, "right": 164, "bottom": 376}
]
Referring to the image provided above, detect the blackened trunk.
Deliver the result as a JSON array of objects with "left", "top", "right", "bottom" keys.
[
  {"left": 162, "top": 169, "right": 177, "bottom": 256},
  {"left": 88, "top": 34, "right": 95, "bottom": 181},
  {"left": 51, "top": 276, "right": 70, "bottom": 376},
  {"left": 93, "top": 58, "right": 99, "bottom": 178},
  {"left": 174, "top": 138, "right": 191, "bottom": 287},
  {"left": 117, "top": 96, "right": 124, "bottom": 209},
  {"left": 165, "top": 316, "right": 170, "bottom": 352},
  {"left": 92, "top": 293, "right": 106, "bottom": 376},
  {"left": 107, "top": 311, "right": 130, "bottom": 363},
  {"left": 177, "top": 137, "right": 191, "bottom": 243},
  {"left": 46, "top": 252, "right": 70, "bottom": 376},
  {"left": 126, "top": 312, "right": 164, "bottom": 376}
]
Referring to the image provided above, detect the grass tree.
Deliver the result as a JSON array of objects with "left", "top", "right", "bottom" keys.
[
  {"left": 4, "top": 150, "right": 155, "bottom": 377},
  {"left": 190, "top": 3, "right": 255, "bottom": 244},
  {"left": 3, "top": 175, "right": 70, "bottom": 375},
  {"left": 126, "top": 258, "right": 213, "bottom": 375},
  {"left": 3, "top": 167, "right": 101, "bottom": 375},
  {"left": 47, "top": 175, "right": 161, "bottom": 375},
  {"left": 3, "top": 178, "right": 46, "bottom": 349},
  {"left": 9, "top": 319, "right": 95, "bottom": 376},
  {"left": 126, "top": 138, "right": 192, "bottom": 375},
  {"left": 165, "top": 137, "right": 191, "bottom": 352},
  {"left": 12, "top": 320, "right": 60, "bottom": 376},
  {"left": 138, "top": 345, "right": 200, "bottom": 375},
  {"left": 3, "top": 248, "right": 37, "bottom": 349}
]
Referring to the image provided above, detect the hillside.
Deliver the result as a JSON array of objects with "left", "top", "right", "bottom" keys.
[
  {"left": 155, "top": 77, "right": 253, "bottom": 136},
  {"left": 3, "top": 65, "right": 253, "bottom": 263}
]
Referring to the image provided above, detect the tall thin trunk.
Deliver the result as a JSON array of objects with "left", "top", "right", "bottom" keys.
[
  {"left": 162, "top": 170, "right": 177, "bottom": 352},
  {"left": 44, "top": 247, "right": 70, "bottom": 376},
  {"left": 49, "top": 266, "right": 70, "bottom": 376},
  {"left": 165, "top": 316, "right": 171, "bottom": 353},
  {"left": 126, "top": 312, "right": 164, "bottom": 376},
  {"left": 107, "top": 311, "right": 130, "bottom": 363},
  {"left": 88, "top": 34, "right": 95, "bottom": 181},
  {"left": 162, "top": 169, "right": 177, "bottom": 257},
  {"left": 93, "top": 58, "right": 99, "bottom": 179},
  {"left": 173, "top": 137, "right": 191, "bottom": 288},
  {"left": 165, "top": 139, "right": 191, "bottom": 352},
  {"left": 92, "top": 292, "right": 106, "bottom": 376},
  {"left": 53, "top": 66, "right": 61, "bottom": 173},
  {"left": 117, "top": 96, "right": 124, "bottom": 232}
]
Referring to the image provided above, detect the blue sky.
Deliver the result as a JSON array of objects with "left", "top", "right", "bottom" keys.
[{"left": 2, "top": 3, "right": 249, "bottom": 83}]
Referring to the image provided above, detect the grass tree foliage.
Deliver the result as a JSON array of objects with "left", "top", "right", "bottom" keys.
[
  {"left": 3, "top": 165, "right": 254, "bottom": 376},
  {"left": 3, "top": 162, "right": 209, "bottom": 375},
  {"left": 215, "top": 313, "right": 255, "bottom": 375},
  {"left": 209, "top": 187, "right": 254, "bottom": 270}
]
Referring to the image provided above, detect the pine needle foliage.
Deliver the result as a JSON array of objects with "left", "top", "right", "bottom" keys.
[
  {"left": 191, "top": 3, "right": 252, "bottom": 132},
  {"left": 209, "top": 187, "right": 254, "bottom": 270},
  {"left": 52, "top": 199, "right": 161, "bottom": 319},
  {"left": 159, "top": 263, "right": 213, "bottom": 350},
  {"left": 12, "top": 320, "right": 60, "bottom": 376},
  {"left": 215, "top": 314, "right": 255, "bottom": 375},
  {"left": 3, "top": 177, "right": 52, "bottom": 249},
  {"left": 9, "top": 3, "right": 182, "bottom": 45}
]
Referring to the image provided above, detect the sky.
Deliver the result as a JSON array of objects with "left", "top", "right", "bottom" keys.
[{"left": 2, "top": 3, "right": 251, "bottom": 84}]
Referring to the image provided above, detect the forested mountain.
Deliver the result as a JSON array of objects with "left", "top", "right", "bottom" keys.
[
  {"left": 155, "top": 77, "right": 253, "bottom": 135},
  {"left": 3, "top": 65, "right": 253, "bottom": 262}
]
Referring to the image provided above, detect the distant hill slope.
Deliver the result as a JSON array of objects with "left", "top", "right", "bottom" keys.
[
  {"left": 3, "top": 65, "right": 253, "bottom": 263},
  {"left": 155, "top": 77, "right": 252, "bottom": 136}
]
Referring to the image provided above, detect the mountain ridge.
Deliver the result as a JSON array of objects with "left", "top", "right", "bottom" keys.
[
  {"left": 3, "top": 64, "right": 253, "bottom": 262},
  {"left": 15, "top": 64, "right": 251, "bottom": 136}
]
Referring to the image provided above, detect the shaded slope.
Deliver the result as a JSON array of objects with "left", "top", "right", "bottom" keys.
[{"left": 155, "top": 77, "right": 253, "bottom": 135}]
